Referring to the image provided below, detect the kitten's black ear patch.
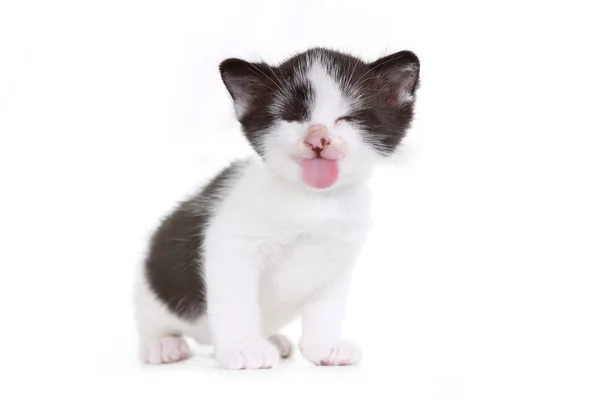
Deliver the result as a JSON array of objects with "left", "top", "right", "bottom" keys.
[
  {"left": 219, "top": 58, "right": 274, "bottom": 119},
  {"left": 370, "top": 51, "right": 420, "bottom": 106}
]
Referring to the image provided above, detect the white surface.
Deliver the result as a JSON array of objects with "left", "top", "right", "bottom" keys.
[{"left": 1, "top": 1, "right": 599, "bottom": 399}]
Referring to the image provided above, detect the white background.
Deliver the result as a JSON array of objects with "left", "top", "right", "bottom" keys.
[{"left": 1, "top": 0, "right": 599, "bottom": 399}]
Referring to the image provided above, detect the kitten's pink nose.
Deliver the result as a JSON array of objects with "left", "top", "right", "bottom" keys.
[{"left": 304, "top": 124, "right": 331, "bottom": 152}]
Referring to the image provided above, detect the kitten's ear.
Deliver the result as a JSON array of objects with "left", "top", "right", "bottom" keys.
[
  {"left": 219, "top": 58, "right": 274, "bottom": 119},
  {"left": 371, "top": 50, "right": 420, "bottom": 105}
]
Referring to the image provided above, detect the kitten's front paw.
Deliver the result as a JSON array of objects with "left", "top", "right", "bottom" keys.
[
  {"left": 299, "top": 339, "right": 362, "bottom": 366},
  {"left": 215, "top": 338, "right": 280, "bottom": 370}
]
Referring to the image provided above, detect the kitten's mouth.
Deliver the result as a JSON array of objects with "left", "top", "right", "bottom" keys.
[
  {"left": 301, "top": 156, "right": 339, "bottom": 189},
  {"left": 298, "top": 126, "right": 346, "bottom": 189}
]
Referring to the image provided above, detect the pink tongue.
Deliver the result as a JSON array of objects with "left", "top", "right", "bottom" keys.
[{"left": 301, "top": 158, "right": 339, "bottom": 189}]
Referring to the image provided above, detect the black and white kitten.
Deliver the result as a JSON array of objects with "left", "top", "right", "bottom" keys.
[{"left": 134, "top": 47, "right": 420, "bottom": 369}]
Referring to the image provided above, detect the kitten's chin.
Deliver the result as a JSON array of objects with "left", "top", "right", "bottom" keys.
[{"left": 301, "top": 158, "right": 339, "bottom": 189}]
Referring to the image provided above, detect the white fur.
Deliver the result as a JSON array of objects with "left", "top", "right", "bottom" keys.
[{"left": 134, "top": 60, "right": 379, "bottom": 369}]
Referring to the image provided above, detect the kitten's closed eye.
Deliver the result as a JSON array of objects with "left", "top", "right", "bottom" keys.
[{"left": 335, "top": 116, "right": 355, "bottom": 124}]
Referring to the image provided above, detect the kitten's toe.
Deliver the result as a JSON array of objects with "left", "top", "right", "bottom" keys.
[
  {"left": 299, "top": 339, "right": 362, "bottom": 366},
  {"left": 141, "top": 336, "right": 190, "bottom": 364},
  {"left": 268, "top": 333, "right": 294, "bottom": 358}
]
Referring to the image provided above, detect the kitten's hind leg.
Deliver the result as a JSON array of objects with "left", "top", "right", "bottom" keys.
[
  {"left": 268, "top": 333, "right": 294, "bottom": 359},
  {"left": 134, "top": 280, "right": 192, "bottom": 365}
]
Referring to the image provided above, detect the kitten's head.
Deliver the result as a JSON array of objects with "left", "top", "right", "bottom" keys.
[{"left": 219, "top": 48, "right": 420, "bottom": 190}]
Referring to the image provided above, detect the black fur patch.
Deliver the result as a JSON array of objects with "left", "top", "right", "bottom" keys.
[
  {"left": 280, "top": 81, "right": 315, "bottom": 122},
  {"left": 144, "top": 160, "right": 248, "bottom": 321}
]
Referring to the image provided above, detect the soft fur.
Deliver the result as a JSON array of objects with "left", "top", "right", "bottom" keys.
[{"left": 134, "top": 47, "right": 420, "bottom": 369}]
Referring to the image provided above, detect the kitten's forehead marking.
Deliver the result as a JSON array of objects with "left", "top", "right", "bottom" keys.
[{"left": 307, "top": 60, "right": 350, "bottom": 125}]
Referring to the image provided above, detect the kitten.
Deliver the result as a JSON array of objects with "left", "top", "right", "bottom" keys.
[{"left": 134, "top": 47, "right": 420, "bottom": 369}]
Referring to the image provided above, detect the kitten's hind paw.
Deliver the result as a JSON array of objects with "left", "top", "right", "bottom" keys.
[{"left": 268, "top": 333, "right": 294, "bottom": 359}]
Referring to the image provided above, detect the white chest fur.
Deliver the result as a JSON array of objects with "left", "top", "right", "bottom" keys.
[
  {"left": 258, "top": 218, "right": 365, "bottom": 301},
  {"left": 204, "top": 160, "right": 372, "bottom": 332}
]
